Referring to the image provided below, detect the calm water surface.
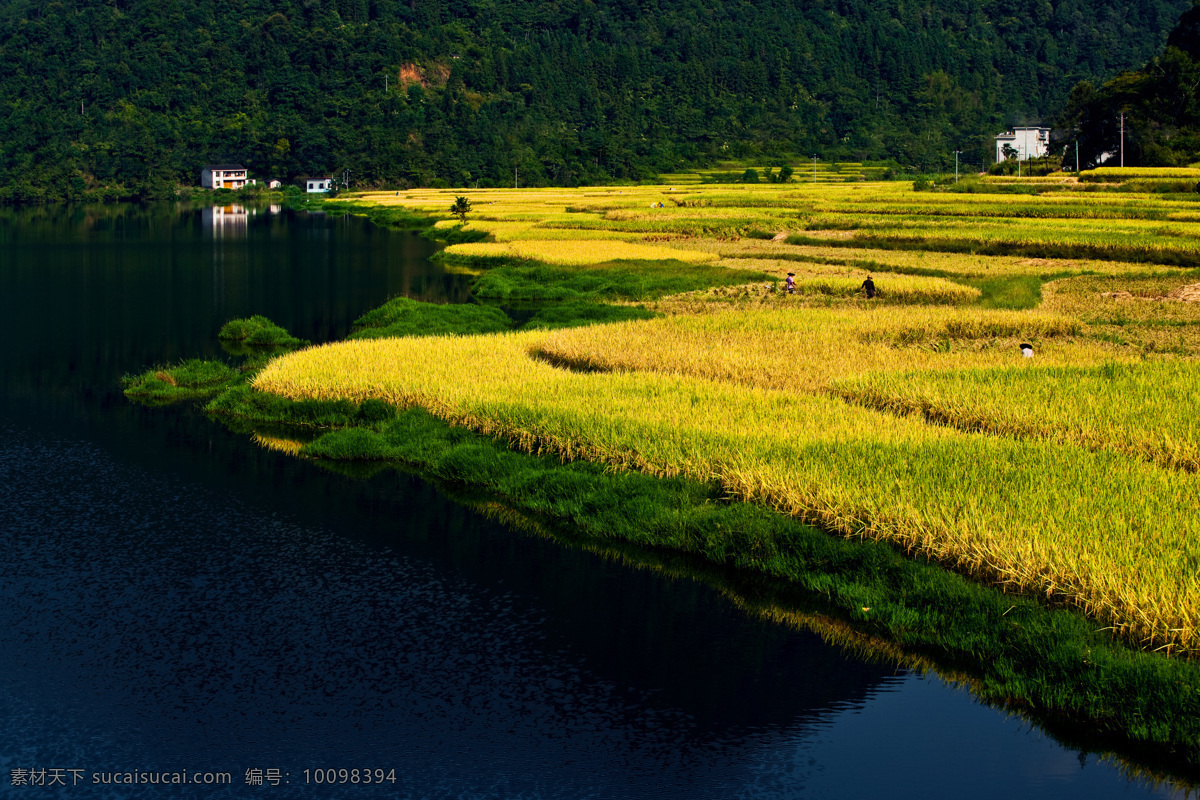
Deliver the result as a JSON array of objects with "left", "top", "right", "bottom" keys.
[{"left": 0, "top": 204, "right": 1188, "bottom": 798}]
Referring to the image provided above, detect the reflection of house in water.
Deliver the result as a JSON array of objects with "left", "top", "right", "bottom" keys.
[{"left": 202, "top": 204, "right": 256, "bottom": 238}]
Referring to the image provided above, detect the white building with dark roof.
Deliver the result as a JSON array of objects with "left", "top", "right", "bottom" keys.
[
  {"left": 302, "top": 176, "right": 334, "bottom": 193},
  {"left": 995, "top": 127, "right": 1050, "bottom": 162},
  {"left": 200, "top": 165, "right": 249, "bottom": 189}
]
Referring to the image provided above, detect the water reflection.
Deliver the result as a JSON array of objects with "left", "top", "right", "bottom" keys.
[
  {"left": 2, "top": 414, "right": 1188, "bottom": 798},
  {"left": 202, "top": 204, "right": 253, "bottom": 238},
  {"left": 0, "top": 203, "right": 471, "bottom": 423},
  {"left": 0, "top": 420, "right": 894, "bottom": 798}
]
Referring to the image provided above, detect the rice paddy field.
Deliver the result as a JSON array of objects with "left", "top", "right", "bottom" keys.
[{"left": 261, "top": 179, "right": 1200, "bottom": 656}]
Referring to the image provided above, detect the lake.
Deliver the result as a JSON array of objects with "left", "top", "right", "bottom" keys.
[{"left": 0, "top": 203, "right": 1187, "bottom": 798}]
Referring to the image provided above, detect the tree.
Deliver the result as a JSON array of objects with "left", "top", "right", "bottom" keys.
[
  {"left": 0, "top": 0, "right": 1190, "bottom": 199},
  {"left": 1167, "top": 0, "right": 1200, "bottom": 60},
  {"left": 1054, "top": 2, "right": 1200, "bottom": 168},
  {"left": 450, "top": 196, "right": 472, "bottom": 224}
]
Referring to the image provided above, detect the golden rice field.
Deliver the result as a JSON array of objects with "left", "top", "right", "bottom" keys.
[
  {"left": 680, "top": 240, "right": 1184, "bottom": 278},
  {"left": 1080, "top": 167, "right": 1200, "bottom": 181},
  {"left": 444, "top": 239, "right": 720, "bottom": 265},
  {"left": 833, "top": 360, "right": 1200, "bottom": 472},
  {"left": 532, "top": 306, "right": 1095, "bottom": 392},
  {"left": 283, "top": 181, "right": 1200, "bottom": 652},
  {"left": 800, "top": 216, "right": 1200, "bottom": 259},
  {"left": 359, "top": 182, "right": 1200, "bottom": 259},
  {"left": 1041, "top": 275, "right": 1200, "bottom": 355},
  {"left": 704, "top": 268, "right": 981, "bottom": 305},
  {"left": 432, "top": 219, "right": 639, "bottom": 241}
]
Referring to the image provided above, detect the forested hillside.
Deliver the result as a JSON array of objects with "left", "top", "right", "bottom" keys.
[
  {"left": 1057, "top": 0, "right": 1200, "bottom": 167},
  {"left": 0, "top": 0, "right": 1190, "bottom": 199}
]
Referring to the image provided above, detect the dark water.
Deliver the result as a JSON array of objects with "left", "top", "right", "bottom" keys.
[{"left": 0, "top": 204, "right": 1186, "bottom": 798}]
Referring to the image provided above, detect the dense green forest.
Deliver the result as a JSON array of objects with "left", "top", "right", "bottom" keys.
[
  {"left": 0, "top": 0, "right": 1191, "bottom": 200},
  {"left": 1057, "top": 0, "right": 1200, "bottom": 167}
]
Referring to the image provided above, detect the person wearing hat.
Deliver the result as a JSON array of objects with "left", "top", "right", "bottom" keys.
[
  {"left": 860, "top": 275, "right": 876, "bottom": 299},
  {"left": 785, "top": 272, "right": 795, "bottom": 294}
]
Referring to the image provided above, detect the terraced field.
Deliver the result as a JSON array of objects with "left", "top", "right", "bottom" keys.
[{"left": 274, "top": 178, "right": 1200, "bottom": 654}]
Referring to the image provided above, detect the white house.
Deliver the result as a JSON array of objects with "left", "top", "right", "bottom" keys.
[
  {"left": 302, "top": 176, "right": 334, "bottom": 193},
  {"left": 200, "top": 165, "right": 249, "bottom": 189},
  {"left": 267, "top": 179, "right": 283, "bottom": 189},
  {"left": 995, "top": 127, "right": 1050, "bottom": 162}
]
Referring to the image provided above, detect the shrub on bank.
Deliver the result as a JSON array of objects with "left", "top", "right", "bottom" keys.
[
  {"left": 218, "top": 315, "right": 308, "bottom": 348},
  {"left": 122, "top": 359, "right": 239, "bottom": 405}
]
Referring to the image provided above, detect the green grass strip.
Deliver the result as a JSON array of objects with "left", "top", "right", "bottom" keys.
[
  {"left": 350, "top": 297, "right": 514, "bottom": 339},
  {"left": 785, "top": 234, "right": 1200, "bottom": 268},
  {"left": 462, "top": 257, "right": 768, "bottom": 302}
]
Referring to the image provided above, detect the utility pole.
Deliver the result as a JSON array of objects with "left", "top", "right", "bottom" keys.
[
  {"left": 385, "top": 75, "right": 388, "bottom": 92},
  {"left": 812, "top": 154, "right": 818, "bottom": 182},
  {"left": 1120, "top": 113, "right": 1125, "bottom": 167},
  {"left": 514, "top": 168, "right": 518, "bottom": 189},
  {"left": 954, "top": 150, "right": 963, "bottom": 182},
  {"left": 1076, "top": 141, "right": 1079, "bottom": 172}
]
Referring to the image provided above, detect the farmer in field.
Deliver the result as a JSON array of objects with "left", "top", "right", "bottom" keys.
[
  {"left": 785, "top": 272, "right": 795, "bottom": 294},
  {"left": 861, "top": 275, "right": 876, "bottom": 299}
]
